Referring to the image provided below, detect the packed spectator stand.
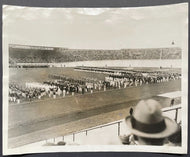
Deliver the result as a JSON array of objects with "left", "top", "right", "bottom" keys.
[{"left": 9, "top": 44, "right": 181, "bottom": 65}]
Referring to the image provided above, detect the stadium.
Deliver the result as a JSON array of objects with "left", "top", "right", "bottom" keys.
[{"left": 8, "top": 44, "right": 182, "bottom": 148}]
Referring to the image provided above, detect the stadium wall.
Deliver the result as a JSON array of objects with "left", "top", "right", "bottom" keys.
[{"left": 15, "top": 59, "right": 181, "bottom": 68}]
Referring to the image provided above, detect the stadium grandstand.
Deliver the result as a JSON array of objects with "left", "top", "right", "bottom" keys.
[{"left": 9, "top": 44, "right": 181, "bottom": 65}]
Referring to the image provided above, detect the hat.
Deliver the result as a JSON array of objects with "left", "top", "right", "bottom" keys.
[{"left": 125, "top": 99, "right": 178, "bottom": 138}]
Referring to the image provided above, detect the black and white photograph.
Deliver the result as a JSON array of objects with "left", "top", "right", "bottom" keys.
[{"left": 2, "top": 3, "right": 188, "bottom": 155}]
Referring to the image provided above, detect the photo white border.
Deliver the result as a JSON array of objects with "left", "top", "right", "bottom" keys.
[{"left": 2, "top": 3, "right": 188, "bottom": 155}]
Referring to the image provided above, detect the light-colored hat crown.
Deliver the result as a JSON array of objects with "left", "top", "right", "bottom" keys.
[
  {"left": 125, "top": 99, "right": 178, "bottom": 138},
  {"left": 133, "top": 99, "right": 163, "bottom": 124}
]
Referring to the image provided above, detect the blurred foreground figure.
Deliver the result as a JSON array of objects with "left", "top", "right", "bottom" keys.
[{"left": 122, "top": 99, "right": 178, "bottom": 145}]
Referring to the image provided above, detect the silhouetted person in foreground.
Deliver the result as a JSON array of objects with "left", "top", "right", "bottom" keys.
[{"left": 121, "top": 99, "right": 178, "bottom": 145}]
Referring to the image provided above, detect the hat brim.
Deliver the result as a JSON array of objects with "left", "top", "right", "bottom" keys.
[{"left": 125, "top": 116, "right": 178, "bottom": 139}]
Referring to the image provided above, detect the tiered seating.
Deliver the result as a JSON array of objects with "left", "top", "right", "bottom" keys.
[{"left": 9, "top": 44, "right": 182, "bottom": 63}]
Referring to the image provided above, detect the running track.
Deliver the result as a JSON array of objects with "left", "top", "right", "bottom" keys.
[{"left": 8, "top": 79, "right": 181, "bottom": 148}]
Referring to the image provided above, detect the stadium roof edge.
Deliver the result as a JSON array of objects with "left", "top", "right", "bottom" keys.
[{"left": 8, "top": 43, "right": 181, "bottom": 50}]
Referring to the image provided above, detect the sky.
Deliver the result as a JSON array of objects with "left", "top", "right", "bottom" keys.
[{"left": 3, "top": 3, "right": 188, "bottom": 49}]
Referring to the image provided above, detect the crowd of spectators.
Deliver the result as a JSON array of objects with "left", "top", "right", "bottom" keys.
[{"left": 9, "top": 45, "right": 181, "bottom": 64}]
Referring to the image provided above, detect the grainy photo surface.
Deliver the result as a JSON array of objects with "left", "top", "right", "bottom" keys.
[{"left": 2, "top": 3, "right": 188, "bottom": 155}]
